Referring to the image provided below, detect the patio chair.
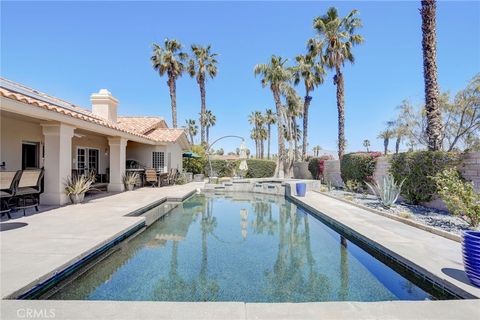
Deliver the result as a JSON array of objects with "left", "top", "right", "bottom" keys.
[
  {"left": 144, "top": 169, "right": 158, "bottom": 187},
  {"left": 14, "top": 169, "right": 44, "bottom": 215},
  {"left": 168, "top": 169, "right": 179, "bottom": 185},
  {"left": 0, "top": 171, "right": 22, "bottom": 219}
]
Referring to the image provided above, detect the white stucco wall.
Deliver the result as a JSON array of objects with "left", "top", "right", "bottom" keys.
[
  {"left": 126, "top": 141, "right": 183, "bottom": 172},
  {"left": 0, "top": 115, "right": 44, "bottom": 171}
]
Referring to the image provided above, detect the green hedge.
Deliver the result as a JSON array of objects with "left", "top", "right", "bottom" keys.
[
  {"left": 390, "top": 151, "right": 461, "bottom": 204},
  {"left": 340, "top": 152, "right": 382, "bottom": 187},
  {"left": 204, "top": 159, "right": 276, "bottom": 178},
  {"left": 244, "top": 159, "right": 276, "bottom": 178}
]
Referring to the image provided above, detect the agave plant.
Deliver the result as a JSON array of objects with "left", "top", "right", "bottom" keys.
[
  {"left": 365, "top": 174, "right": 405, "bottom": 208},
  {"left": 123, "top": 172, "right": 140, "bottom": 190},
  {"left": 65, "top": 175, "right": 95, "bottom": 196}
]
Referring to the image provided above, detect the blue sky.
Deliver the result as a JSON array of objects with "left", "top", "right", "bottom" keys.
[{"left": 1, "top": 1, "right": 479, "bottom": 154}]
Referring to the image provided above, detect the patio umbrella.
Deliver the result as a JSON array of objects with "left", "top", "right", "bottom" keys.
[
  {"left": 182, "top": 151, "right": 201, "bottom": 158},
  {"left": 238, "top": 142, "right": 248, "bottom": 172}
]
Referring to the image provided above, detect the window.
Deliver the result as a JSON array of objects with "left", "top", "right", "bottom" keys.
[{"left": 152, "top": 151, "right": 165, "bottom": 172}]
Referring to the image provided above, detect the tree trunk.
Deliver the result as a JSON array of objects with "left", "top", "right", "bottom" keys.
[
  {"left": 384, "top": 138, "right": 389, "bottom": 155},
  {"left": 206, "top": 126, "right": 210, "bottom": 146},
  {"left": 293, "top": 116, "right": 298, "bottom": 162},
  {"left": 198, "top": 76, "right": 207, "bottom": 145},
  {"left": 190, "top": 133, "right": 194, "bottom": 145},
  {"left": 267, "top": 124, "right": 271, "bottom": 160},
  {"left": 302, "top": 94, "right": 312, "bottom": 161},
  {"left": 168, "top": 76, "right": 177, "bottom": 128},
  {"left": 272, "top": 87, "right": 285, "bottom": 178},
  {"left": 395, "top": 136, "right": 401, "bottom": 154},
  {"left": 335, "top": 66, "right": 345, "bottom": 160},
  {"left": 421, "top": 0, "right": 442, "bottom": 151}
]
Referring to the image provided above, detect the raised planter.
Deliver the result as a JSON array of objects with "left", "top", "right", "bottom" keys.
[
  {"left": 463, "top": 230, "right": 480, "bottom": 287},
  {"left": 125, "top": 184, "right": 134, "bottom": 191}
]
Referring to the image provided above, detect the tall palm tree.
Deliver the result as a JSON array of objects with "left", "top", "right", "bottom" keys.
[
  {"left": 185, "top": 119, "right": 198, "bottom": 145},
  {"left": 204, "top": 109, "right": 216, "bottom": 145},
  {"left": 312, "top": 7, "right": 363, "bottom": 160},
  {"left": 264, "top": 109, "right": 276, "bottom": 159},
  {"left": 254, "top": 55, "right": 294, "bottom": 177},
  {"left": 293, "top": 53, "right": 325, "bottom": 160},
  {"left": 188, "top": 45, "right": 218, "bottom": 145},
  {"left": 151, "top": 39, "right": 188, "bottom": 128},
  {"left": 421, "top": 0, "right": 442, "bottom": 150},
  {"left": 313, "top": 145, "right": 322, "bottom": 157},
  {"left": 363, "top": 139, "right": 370, "bottom": 152},
  {"left": 249, "top": 111, "right": 265, "bottom": 158},
  {"left": 378, "top": 130, "right": 393, "bottom": 155}
]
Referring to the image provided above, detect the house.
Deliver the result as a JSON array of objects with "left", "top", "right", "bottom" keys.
[{"left": 0, "top": 78, "right": 190, "bottom": 205}]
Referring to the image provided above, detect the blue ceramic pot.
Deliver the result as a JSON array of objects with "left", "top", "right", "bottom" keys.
[
  {"left": 462, "top": 230, "right": 480, "bottom": 287},
  {"left": 296, "top": 183, "right": 307, "bottom": 197}
]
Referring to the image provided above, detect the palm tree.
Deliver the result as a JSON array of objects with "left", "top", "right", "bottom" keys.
[
  {"left": 204, "top": 109, "right": 216, "bottom": 145},
  {"left": 378, "top": 130, "right": 393, "bottom": 155},
  {"left": 254, "top": 55, "right": 294, "bottom": 177},
  {"left": 293, "top": 54, "right": 325, "bottom": 160},
  {"left": 312, "top": 145, "right": 322, "bottom": 157},
  {"left": 188, "top": 45, "right": 219, "bottom": 145},
  {"left": 312, "top": 7, "right": 363, "bottom": 160},
  {"left": 151, "top": 39, "right": 188, "bottom": 128},
  {"left": 421, "top": 0, "right": 442, "bottom": 151},
  {"left": 264, "top": 109, "right": 276, "bottom": 159},
  {"left": 249, "top": 111, "right": 265, "bottom": 158},
  {"left": 185, "top": 119, "right": 198, "bottom": 145},
  {"left": 363, "top": 139, "right": 370, "bottom": 152}
]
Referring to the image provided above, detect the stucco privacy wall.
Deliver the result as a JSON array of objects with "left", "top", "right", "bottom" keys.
[
  {"left": 0, "top": 115, "right": 44, "bottom": 170},
  {"left": 459, "top": 152, "right": 480, "bottom": 191}
]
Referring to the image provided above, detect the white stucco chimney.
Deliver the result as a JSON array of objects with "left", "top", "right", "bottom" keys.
[{"left": 90, "top": 89, "right": 118, "bottom": 123}]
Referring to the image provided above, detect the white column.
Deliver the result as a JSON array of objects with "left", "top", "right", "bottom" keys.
[
  {"left": 108, "top": 137, "right": 127, "bottom": 192},
  {"left": 41, "top": 123, "right": 75, "bottom": 205}
]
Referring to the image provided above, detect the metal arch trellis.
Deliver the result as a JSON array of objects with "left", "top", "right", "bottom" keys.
[{"left": 206, "top": 135, "right": 245, "bottom": 179}]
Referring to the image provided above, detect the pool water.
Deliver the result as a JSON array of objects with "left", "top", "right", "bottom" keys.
[{"left": 48, "top": 193, "right": 446, "bottom": 302}]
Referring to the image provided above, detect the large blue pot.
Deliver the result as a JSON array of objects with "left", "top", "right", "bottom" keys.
[
  {"left": 462, "top": 230, "right": 480, "bottom": 288},
  {"left": 296, "top": 183, "right": 307, "bottom": 197}
]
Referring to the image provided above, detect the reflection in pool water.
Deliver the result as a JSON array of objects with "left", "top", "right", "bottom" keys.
[{"left": 48, "top": 193, "right": 444, "bottom": 302}]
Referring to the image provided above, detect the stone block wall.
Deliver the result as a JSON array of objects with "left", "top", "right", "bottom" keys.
[{"left": 459, "top": 152, "right": 480, "bottom": 191}]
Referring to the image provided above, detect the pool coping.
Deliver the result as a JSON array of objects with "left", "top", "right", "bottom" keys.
[{"left": 314, "top": 190, "right": 462, "bottom": 242}]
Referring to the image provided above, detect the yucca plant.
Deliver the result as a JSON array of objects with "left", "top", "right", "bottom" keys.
[
  {"left": 123, "top": 172, "right": 140, "bottom": 191},
  {"left": 365, "top": 174, "right": 405, "bottom": 208}
]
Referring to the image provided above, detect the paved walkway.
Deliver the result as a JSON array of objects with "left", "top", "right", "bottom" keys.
[
  {"left": 0, "top": 183, "right": 203, "bottom": 299},
  {"left": 289, "top": 191, "right": 480, "bottom": 299},
  {"left": 1, "top": 299, "right": 478, "bottom": 320}
]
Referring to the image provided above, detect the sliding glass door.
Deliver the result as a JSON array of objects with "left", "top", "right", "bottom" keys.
[{"left": 76, "top": 148, "right": 99, "bottom": 175}]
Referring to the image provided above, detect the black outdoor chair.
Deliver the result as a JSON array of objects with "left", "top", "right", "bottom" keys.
[
  {"left": 0, "top": 170, "right": 22, "bottom": 219},
  {"left": 14, "top": 169, "right": 44, "bottom": 215}
]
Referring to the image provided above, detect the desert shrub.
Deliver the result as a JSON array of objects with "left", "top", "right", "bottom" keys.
[
  {"left": 308, "top": 155, "right": 333, "bottom": 180},
  {"left": 432, "top": 168, "right": 479, "bottom": 227},
  {"left": 390, "top": 151, "right": 460, "bottom": 204},
  {"left": 340, "top": 152, "right": 382, "bottom": 189},
  {"left": 183, "top": 145, "right": 207, "bottom": 174},
  {"left": 345, "top": 180, "right": 362, "bottom": 193},
  {"left": 244, "top": 159, "right": 276, "bottom": 178}
]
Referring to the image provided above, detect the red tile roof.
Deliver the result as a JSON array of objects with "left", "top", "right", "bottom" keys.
[{"left": 0, "top": 78, "right": 188, "bottom": 145}]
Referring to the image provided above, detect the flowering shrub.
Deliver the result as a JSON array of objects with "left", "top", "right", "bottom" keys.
[
  {"left": 308, "top": 155, "right": 333, "bottom": 180},
  {"left": 433, "top": 168, "right": 479, "bottom": 228}
]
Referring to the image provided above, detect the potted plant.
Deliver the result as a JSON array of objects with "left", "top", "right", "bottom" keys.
[
  {"left": 65, "top": 175, "right": 94, "bottom": 204},
  {"left": 434, "top": 168, "right": 480, "bottom": 287},
  {"left": 123, "top": 172, "right": 140, "bottom": 191}
]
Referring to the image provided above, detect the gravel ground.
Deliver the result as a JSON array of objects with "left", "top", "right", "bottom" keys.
[{"left": 324, "top": 189, "right": 472, "bottom": 236}]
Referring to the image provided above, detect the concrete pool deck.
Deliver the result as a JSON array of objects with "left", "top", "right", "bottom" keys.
[
  {"left": 1, "top": 183, "right": 479, "bottom": 319},
  {"left": 0, "top": 182, "right": 203, "bottom": 299}
]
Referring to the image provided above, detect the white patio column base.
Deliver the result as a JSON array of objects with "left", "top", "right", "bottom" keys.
[
  {"left": 108, "top": 137, "right": 127, "bottom": 192},
  {"left": 41, "top": 123, "right": 75, "bottom": 205}
]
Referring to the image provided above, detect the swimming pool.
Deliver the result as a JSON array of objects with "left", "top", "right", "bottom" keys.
[{"left": 45, "top": 193, "right": 451, "bottom": 302}]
